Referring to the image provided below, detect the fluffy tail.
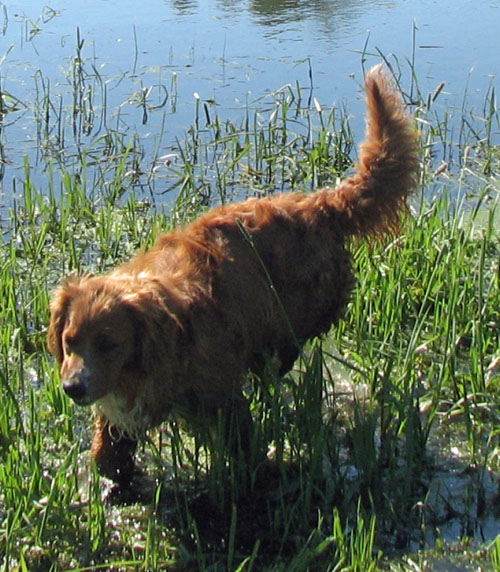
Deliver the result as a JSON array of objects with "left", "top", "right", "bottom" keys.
[{"left": 332, "top": 65, "right": 419, "bottom": 237}]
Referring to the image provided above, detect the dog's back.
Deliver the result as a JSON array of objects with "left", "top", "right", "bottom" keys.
[{"left": 158, "top": 66, "right": 419, "bottom": 376}]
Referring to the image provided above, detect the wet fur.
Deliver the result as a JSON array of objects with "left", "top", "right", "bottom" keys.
[{"left": 48, "top": 66, "right": 419, "bottom": 485}]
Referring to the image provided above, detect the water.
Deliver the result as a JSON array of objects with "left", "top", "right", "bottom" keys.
[{"left": 0, "top": 0, "right": 499, "bottom": 202}]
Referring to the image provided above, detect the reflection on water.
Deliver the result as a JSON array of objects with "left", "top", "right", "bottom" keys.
[
  {"left": 245, "top": 0, "right": 385, "bottom": 42},
  {"left": 171, "top": 0, "right": 199, "bottom": 14},
  {"left": 248, "top": 0, "right": 373, "bottom": 25},
  {"left": 173, "top": 0, "right": 386, "bottom": 24},
  {"left": 181, "top": 0, "right": 392, "bottom": 38}
]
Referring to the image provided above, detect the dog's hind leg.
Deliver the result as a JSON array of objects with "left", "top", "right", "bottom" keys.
[{"left": 91, "top": 415, "right": 137, "bottom": 486}]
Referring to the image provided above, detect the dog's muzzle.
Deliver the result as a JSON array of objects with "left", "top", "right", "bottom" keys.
[{"left": 62, "top": 377, "right": 89, "bottom": 404}]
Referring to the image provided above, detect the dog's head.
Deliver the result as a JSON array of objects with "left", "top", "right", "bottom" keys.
[{"left": 48, "top": 275, "right": 182, "bottom": 406}]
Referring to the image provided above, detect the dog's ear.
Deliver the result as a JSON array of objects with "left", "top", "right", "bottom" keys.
[
  {"left": 47, "top": 278, "right": 81, "bottom": 362},
  {"left": 121, "top": 287, "right": 184, "bottom": 376}
]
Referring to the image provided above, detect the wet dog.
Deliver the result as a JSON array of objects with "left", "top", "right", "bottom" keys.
[{"left": 48, "top": 65, "right": 419, "bottom": 485}]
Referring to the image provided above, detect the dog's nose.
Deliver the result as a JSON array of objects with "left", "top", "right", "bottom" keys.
[{"left": 63, "top": 379, "right": 87, "bottom": 401}]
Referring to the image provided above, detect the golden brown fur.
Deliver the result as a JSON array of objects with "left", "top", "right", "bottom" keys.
[{"left": 48, "top": 66, "right": 419, "bottom": 485}]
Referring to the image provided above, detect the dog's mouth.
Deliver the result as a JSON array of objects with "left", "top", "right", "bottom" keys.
[{"left": 69, "top": 394, "right": 96, "bottom": 407}]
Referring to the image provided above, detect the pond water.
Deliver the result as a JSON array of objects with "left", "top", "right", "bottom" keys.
[{"left": 0, "top": 0, "right": 499, "bottom": 201}]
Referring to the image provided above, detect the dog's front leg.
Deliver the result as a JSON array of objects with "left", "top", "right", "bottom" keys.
[{"left": 91, "top": 415, "right": 137, "bottom": 486}]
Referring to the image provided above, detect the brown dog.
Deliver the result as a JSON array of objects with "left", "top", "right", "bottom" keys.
[{"left": 48, "top": 66, "right": 419, "bottom": 485}]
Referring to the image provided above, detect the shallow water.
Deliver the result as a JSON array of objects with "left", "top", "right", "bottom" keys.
[{"left": 0, "top": 0, "right": 499, "bottom": 203}]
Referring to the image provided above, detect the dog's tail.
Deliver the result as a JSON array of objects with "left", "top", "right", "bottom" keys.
[{"left": 328, "top": 65, "right": 419, "bottom": 237}]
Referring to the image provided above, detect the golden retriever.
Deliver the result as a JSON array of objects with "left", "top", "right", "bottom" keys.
[{"left": 48, "top": 65, "right": 419, "bottom": 485}]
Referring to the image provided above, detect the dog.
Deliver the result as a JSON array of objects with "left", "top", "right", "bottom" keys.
[{"left": 48, "top": 65, "right": 419, "bottom": 486}]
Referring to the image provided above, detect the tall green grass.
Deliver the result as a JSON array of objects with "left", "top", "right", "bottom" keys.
[{"left": 0, "top": 36, "right": 499, "bottom": 570}]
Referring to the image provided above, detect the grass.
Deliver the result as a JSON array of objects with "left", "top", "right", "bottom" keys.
[{"left": 0, "top": 33, "right": 500, "bottom": 571}]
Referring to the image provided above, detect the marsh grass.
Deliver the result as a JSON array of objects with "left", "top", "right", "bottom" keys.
[{"left": 0, "top": 33, "right": 500, "bottom": 570}]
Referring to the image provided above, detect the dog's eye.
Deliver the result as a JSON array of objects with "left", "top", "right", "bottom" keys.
[
  {"left": 64, "top": 334, "right": 77, "bottom": 354},
  {"left": 97, "top": 335, "right": 119, "bottom": 353}
]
